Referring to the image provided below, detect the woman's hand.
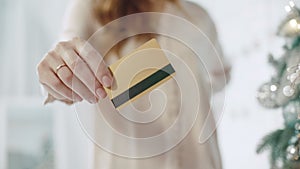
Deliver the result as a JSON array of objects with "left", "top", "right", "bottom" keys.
[{"left": 37, "top": 37, "right": 113, "bottom": 104}]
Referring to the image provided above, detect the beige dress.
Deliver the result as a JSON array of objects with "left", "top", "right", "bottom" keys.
[{"left": 60, "top": 0, "right": 231, "bottom": 168}]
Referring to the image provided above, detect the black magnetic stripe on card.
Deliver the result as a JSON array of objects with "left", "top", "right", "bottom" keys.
[{"left": 111, "top": 64, "right": 175, "bottom": 108}]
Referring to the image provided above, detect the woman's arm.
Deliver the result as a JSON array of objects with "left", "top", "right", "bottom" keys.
[{"left": 37, "top": 0, "right": 113, "bottom": 105}]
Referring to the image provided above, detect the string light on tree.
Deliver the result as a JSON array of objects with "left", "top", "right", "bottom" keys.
[
  {"left": 285, "top": 1, "right": 296, "bottom": 13},
  {"left": 256, "top": 2, "right": 300, "bottom": 169},
  {"left": 283, "top": 63, "right": 300, "bottom": 97},
  {"left": 279, "top": 1, "right": 300, "bottom": 38},
  {"left": 290, "top": 1, "right": 296, "bottom": 8}
]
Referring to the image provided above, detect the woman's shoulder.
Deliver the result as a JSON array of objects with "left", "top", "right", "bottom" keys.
[
  {"left": 181, "top": 1, "right": 214, "bottom": 26},
  {"left": 182, "top": 1, "right": 209, "bottom": 16},
  {"left": 61, "top": 0, "right": 98, "bottom": 40},
  {"left": 178, "top": 1, "right": 217, "bottom": 39}
]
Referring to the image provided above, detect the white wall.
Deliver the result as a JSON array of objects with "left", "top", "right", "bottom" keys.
[
  {"left": 191, "top": 0, "right": 299, "bottom": 168},
  {"left": 0, "top": 101, "right": 6, "bottom": 169},
  {"left": 0, "top": 0, "right": 70, "bottom": 168}
]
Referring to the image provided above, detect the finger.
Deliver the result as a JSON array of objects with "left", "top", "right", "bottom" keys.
[
  {"left": 56, "top": 42, "right": 103, "bottom": 97},
  {"left": 42, "top": 84, "right": 65, "bottom": 100},
  {"left": 73, "top": 38, "right": 113, "bottom": 88},
  {"left": 46, "top": 51, "right": 98, "bottom": 101},
  {"left": 42, "top": 85, "right": 75, "bottom": 104},
  {"left": 57, "top": 65, "right": 101, "bottom": 102},
  {"left": 96, "top": 87, "right": 107, "bottom": 99},
  {"left": 42, "top": 70, "right": 83, "bottom": 102},
  {"left": 37, "top": 56, "right": 65, "bottom": 101}
]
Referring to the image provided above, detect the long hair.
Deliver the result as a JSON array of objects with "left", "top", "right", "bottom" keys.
[{"left": 92, "top": 0, "right": 179, "bottom": 55}]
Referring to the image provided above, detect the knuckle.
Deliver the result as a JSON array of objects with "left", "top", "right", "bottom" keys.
[
  {"left": 61, "top": 51, "right": 78, "bottom": 70},
  {"left": 74, "top": 59, "right": 86, "bottom": 71},
  {"left": 57, "top": 41, "right": 69, "bottom": 48},
  {"left": 69, "top": 59, "right": 79, "bottom": 70},
  {"left": 90, "top": 50, "right": 99, "bottom": 57},
  {"left": 47, "top": 51, "right": 56, "bottom": 57},
  {"left": 87, "top": 49, "right": 100, "bottom": 60},
  {"left": 55, "top": 41, "right": 72, "bottom": 53},
  {"left": 45, "top": 51, "right": 59, "bottom": 60},
  {"left": 36, "top": 60, "right": 46, "bottom": 73},
  {"left": 38, "top": 78, "right": 46, "bottom": 85},
  {"left": 38, "top": 75, "right": 51, "bottom": 86},
  {"left": 37, "top": 75, "right": 46, "bottom": 84},
  {"left": 50, "top": 79, "right": 61, "bottom": 88},
  {"left": 73, "top": 37, "right": 86, "bottom": 51},
  {"left": 36, "top": 62, "right": 49, "bottom": 82},
  {"left": 72, "top": 37, "right": 84, "bottom": 43},
  {"left": 61, "top": 72, "right": 73, "bottom": 84},
  {"left": 85, "top": 75, "right": 96, "bottom": 86},
  {"left": 65, "top": 73, "right": 74, "bottom": 83}
]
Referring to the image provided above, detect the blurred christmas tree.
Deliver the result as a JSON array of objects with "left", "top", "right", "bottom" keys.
[{"left": 256, "top": 1, "right": 300, "bottom": 169}]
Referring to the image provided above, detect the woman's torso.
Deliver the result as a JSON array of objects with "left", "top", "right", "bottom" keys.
[{"left": 81, "top": 1, "right": 223, "bottom": 169}]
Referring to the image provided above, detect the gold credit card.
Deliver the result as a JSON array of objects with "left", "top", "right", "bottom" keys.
[{"left": 104, "top": 39, "right": 176, "bottom": 110}]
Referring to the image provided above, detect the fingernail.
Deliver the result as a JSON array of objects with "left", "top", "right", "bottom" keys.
[
  {"left": 96, "top": 88, "right": 107, "bottom": 99},
  {"left": 102, "top": 75, "right": 112, "bottom": 87}
]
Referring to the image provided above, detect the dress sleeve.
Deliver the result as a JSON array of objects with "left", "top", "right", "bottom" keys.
[
  {"left": 59, "top": 0, "right": 96, "bottom": 41},
  {"left": 208, "top": 31, "right": 231, "bottom": 92}
]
